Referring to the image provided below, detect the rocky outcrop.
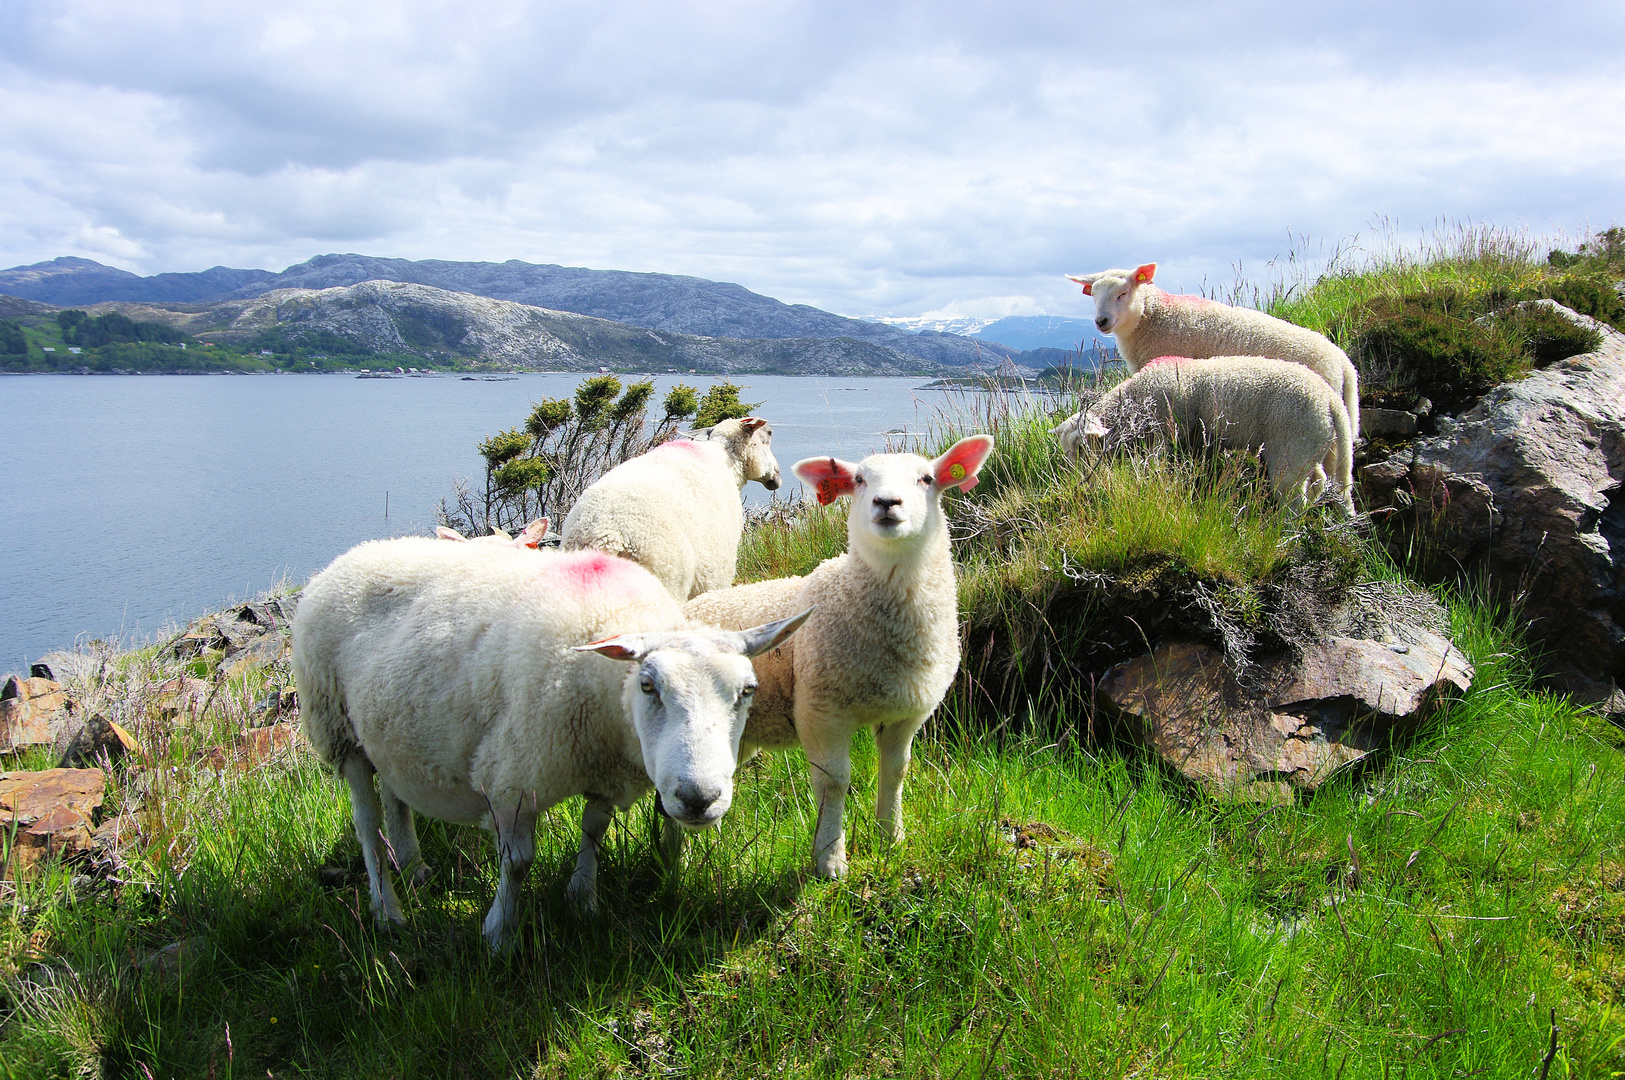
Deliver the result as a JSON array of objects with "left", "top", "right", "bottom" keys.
[
  {"left": 0, "top": 674, "right": 71, "bottom": 753},
  {"left": 1361, "top": 304, "right": 1625, "bottom": 711},
  {"left": 0, "top": 768, "right": 106, "bottom": 877},
  {"left": 1097, "top": 629, "right": 1473, "bottom": 802}
]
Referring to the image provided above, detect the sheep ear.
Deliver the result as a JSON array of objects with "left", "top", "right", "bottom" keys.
[
  {"left": 575, "top": 635, "right": 648, "bottom": 661},
  {"left": 1132, "top": 263, "right": 1157, "bottom": 285},
  {"left": 1066, "top": 273, "right": 1098, "bottom": 296},
  {"left": 735, "top": 606, "right": 815, "bottom": 658},
  {"left": 933, "top": 434, "right": 994, "bottom": 493},
  {"left": 1083, "top": 414, "right": 1110, "bottom": 439},
  {"left": 436, "top": 526, "right": 468, "bottom": 541},
  {"left": 793, "top": 455, "right": 860, "bottom": 505},
  {"left": 686, "top": 426, "right": 715, "bottom": 442},
  {"left": 739, "top": 416, "right": 768, "bottom": 435},
  {"left": 518, "top": 518, "right": 549, "bottom": 548},
  {"left": 491, "top": 526, "right": 514, "bottom": 541}
]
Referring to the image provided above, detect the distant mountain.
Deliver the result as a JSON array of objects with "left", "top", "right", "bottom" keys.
[
  {"left": 53, "top": 281, "right": 947, "bottom": 376},
  {"left": 0, "top": 254, "right": 1013, "bottom": 370},
  {"left": 864, "top": 314, "right": 997, "bottom": 337},
  {"left": 972, "top": 315, "right": 1107, "bottom": 353}
]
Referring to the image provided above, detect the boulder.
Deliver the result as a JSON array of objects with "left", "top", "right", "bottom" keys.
[
  {"left": 1097, "top": 630, "right": 1473, "bottom": 802},
  {"left": 0, "top": 768, "right": 106, "bottom": 876},
  {"left": 0, "top": 675, "right": 70, "bottom": 753},
  {"left": 1361, "top": 304, "right": 1625, "bottom": 711}
]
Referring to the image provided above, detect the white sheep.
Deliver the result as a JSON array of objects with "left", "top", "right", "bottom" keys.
[
  {"left": 1068, "top": 263, "right": 1360, "bottom": 436},
  {"left": 1051, "top": 355, "right": 1355, "bottom": 513},
  {"left": 683, "top": 434, "right": 994, "bottom": 878},
  {"left": 560, "top": 417, "right": 781, "bottom": 601},
  {"left": 292, "top": 537, "right": 809, "bottom": 950},
  {"left": 435, "top": 518, "right": 551, "bottom": 548}
]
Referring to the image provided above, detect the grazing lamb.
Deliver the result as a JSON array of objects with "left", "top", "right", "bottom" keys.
[
  {"left": 561, "top": 417, "right": 781, "bottom": 601},
  {"left": 1068, "top": 263, "right": 1360, "bottom": 436},
  {"left": 1051, "top": 356, "right": 1354, "bottom": 513},
  {"left": 683, "top": 434, "right": 994, "bottom": 878},
  {"left": 292, "top": 537, "right": 810, "bottom": 950},
  {"left": 435, "top": 518, "right": 551, "bottom": 548}
]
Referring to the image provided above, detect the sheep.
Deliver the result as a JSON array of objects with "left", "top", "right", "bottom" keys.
[
  {"left": 560, "top": 417, "right": 781, "bottom": 601},
  {"left": 682, "top": 434, "right": 994, "bottom": 879},
  {"left": 1068, "top": 263, "right": 1360, "bottom": 436},
  {"left": 435, "top": 518, "right": 552, "bottom": 548},
  {"left": 1051, "top": 355, "right": 1355, "bottom": 514},
  {"left": 291, "top": 537, "right": 810, "bottom": 950}
]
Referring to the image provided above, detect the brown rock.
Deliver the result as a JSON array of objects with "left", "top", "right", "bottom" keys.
[
  {"left": 0, "top": 675, "right": 70, "bottom": 753},
  {"left": 152, "top": 676, "right": 211, "bottom": 719},
  {"left": 1097, "top": 631, "right": 1472, "bottom": 801},
  {"left": 0, "top": 768, "right": 106, "bottom": 876}
]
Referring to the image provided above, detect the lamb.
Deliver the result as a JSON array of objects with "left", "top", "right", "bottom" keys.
[
  {"left": 292, "top": 537, "right": 809, "bottom": 950},
  {"left": 560, "top": 416, "right": 781, "bottom": 601},
  {"left": 682, "top": 434, "right": 994, "bottom": 878},
  {"left": 435, "top": 518, "right": 551, "bottom": 548},
  {"left": 1068, "top": 263, "right": 1360, "bottom": 436},
  {"left": 1051, "top": 355, "right": 1355, "bottom": 514}
]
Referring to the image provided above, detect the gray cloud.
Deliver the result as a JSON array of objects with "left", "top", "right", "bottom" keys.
[{"left": 2, "top": 0, "right": 1621, "bottom": 318}]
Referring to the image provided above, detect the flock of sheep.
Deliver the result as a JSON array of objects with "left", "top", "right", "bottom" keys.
[{"left": 290, "top": 262, "right": 1361, "bottom": 949}]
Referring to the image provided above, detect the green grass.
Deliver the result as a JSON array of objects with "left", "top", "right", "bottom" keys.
[
  {"left": 2, "top": 591, "right": 1621, "bottom": 1078},
  {"left": 1215, "top": 221, "right": 1621, "bottom": 409}
]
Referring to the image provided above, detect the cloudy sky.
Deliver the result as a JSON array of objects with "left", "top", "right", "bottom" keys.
[{"left": 2, "top": 0, "right": 1621, "bottom": 320}]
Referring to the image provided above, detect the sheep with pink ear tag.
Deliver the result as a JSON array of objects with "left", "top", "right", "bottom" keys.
[{"left": 685, "top": 434, "right": 994, "bottom": 879}]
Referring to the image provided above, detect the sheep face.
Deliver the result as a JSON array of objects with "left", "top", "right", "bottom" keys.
[
  {"left": 579, "top": 610, "right": 811, "bottom": 830},
  {"left": 793, "top": 435, "right": 994, "bottom": 553},
  {"left": 1068, "top": 263, "right": 1156, "bottom": 335},
  {"left": 694, "top": 416, "right": 782, "bottom": 490}
]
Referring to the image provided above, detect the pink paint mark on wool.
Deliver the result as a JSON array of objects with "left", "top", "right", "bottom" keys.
[
  {"left": 547, "top": 551, "right": 639, "bottom": 595},
  {"left": 1163, "top": 293, "right": 1220, "bottom": 310},
  {"left": 654, "top": 438, "right": 707, "bottom": 457},
  {"left": 1144, "top": 355, "right": 1191, "bottom": 369}
]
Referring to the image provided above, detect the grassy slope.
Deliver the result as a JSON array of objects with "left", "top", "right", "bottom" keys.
[{"left": 2, "top": 597, "right": 1620, "bottom": 1078}]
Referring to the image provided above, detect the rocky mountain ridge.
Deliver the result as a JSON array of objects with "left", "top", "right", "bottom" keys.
[
  {"left": 0, "top": 254, "right": 1014, "bottom": 370},
  {"left": 60, "top": 279, "right": 946, "bottom": 375}
]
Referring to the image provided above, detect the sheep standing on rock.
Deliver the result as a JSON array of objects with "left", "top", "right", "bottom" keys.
[
  {"left": 561, "top": 417, "right": 781, "bottom": 600},
  {"left": 292, "top": 537, "right": 809, "bottom": 950},
  {"left": 1069, "top": 263, "right": 1360, "bottom": 436},
  {"left": 1051, "top": 355, "right": 1355, "bottom": 514},
  {"left": 683, "top": 434, "right": 994, "bottom": 879}
]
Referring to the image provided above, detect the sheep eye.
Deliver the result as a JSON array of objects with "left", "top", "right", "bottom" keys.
[
  {"left": 639, "top": 676, "right": 656, "bottom": 695},
  {"left": 740, "top": 684, "right": 756, "bottom": 699},
  {"left": 920, "top": 474, "right": 933, "bottom": 486}
]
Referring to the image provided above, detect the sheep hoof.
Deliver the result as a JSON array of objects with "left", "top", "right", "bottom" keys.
[
  {"left": 405, "top": 861, "right": 435, "bottom": 887},
  {"left": 564, "top": 876, "right": 599, "bottom": 916},
  {"left": 814, "top": 856, "right": 849, "bottom": 880}
]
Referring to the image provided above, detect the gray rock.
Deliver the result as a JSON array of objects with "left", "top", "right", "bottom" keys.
[
  {"left": 1360, "top": 304, "right": 1625, "bottom": 711},
  {"left": 1361, "top": 408, "right": 1419, "bottom": 440},
  {"left": 1096, "top": 629, "right": 1473, "bottom": 801}
]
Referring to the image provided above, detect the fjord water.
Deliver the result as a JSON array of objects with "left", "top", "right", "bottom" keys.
[{"left": 0, "top": 373, "right": 972, "bottom": 670}]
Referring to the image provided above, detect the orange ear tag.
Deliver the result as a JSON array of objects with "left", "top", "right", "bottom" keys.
[{"left": 817, "top": 478, "right": 840, "bottom": 505}]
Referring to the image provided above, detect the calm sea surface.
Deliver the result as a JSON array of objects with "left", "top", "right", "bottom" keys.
[{"left": 0, "top": 372, "right": 983, "bottom": 669}]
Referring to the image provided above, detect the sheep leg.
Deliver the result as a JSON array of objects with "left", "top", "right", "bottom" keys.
[
  {"left": 565, "top": 797, "right": 614, "bottom": 914},
  {"left": 874, "top": 718, "right": 926, "bottom": 845},
  {"left": 340, "top": 755, "right": 405, "bottom": 926},
  {"left": 483, "top": 798, "right": 538, "bottom": 952},
  {"left": 803, "top": 725, "right": 854, "bottom": 879},
  {"left": 378, "top": 778, "right": 432, "bottom": 886}
]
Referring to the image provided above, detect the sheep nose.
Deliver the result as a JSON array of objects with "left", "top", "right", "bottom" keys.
[
  {"left": 1095, "top": 316, "right": 1110, "bottom": 330},
  {"left": 873, "top": 495, "right": 902, "bottom": 511},
  {"left": 672, "top": 781, "right": 721, "bottom": 820}
]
